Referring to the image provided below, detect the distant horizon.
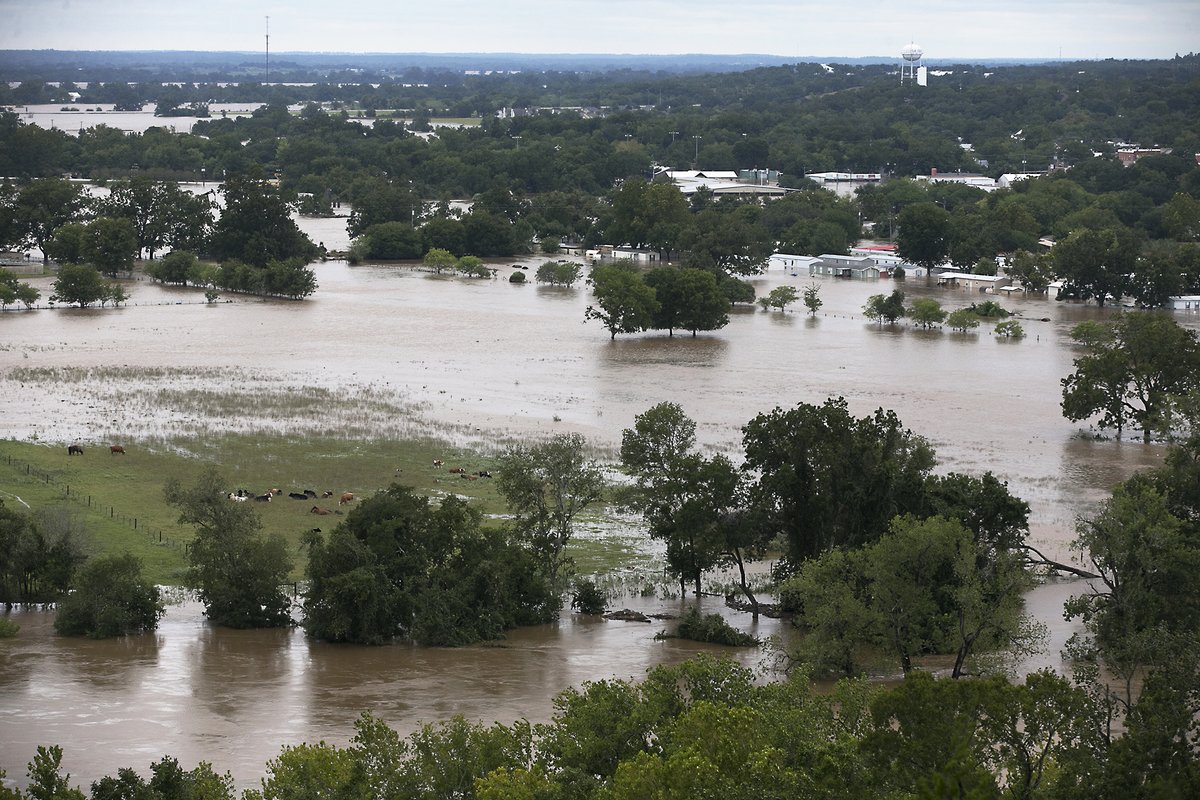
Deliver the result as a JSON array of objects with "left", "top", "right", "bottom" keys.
[
  {"left": 1, "top": 1, "right": 1194, "bottom": 62},
  {"left": 2, "top": 47, "right": 1175, "bottom": 65}
]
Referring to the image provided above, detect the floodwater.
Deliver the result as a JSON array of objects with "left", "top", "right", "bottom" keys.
[
  {"left": 1, "top": 234, "right": 1194, "bottom": 788},
  {"left": 7, "top": 104, "right": 264, "bottom": 136}
]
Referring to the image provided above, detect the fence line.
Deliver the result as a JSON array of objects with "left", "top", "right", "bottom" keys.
[{"left": 2, "top": 452, "right": 189, "bottom": 552}]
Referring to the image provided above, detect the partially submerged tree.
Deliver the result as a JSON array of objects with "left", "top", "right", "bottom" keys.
[
  {"left": 496, "top": 433, "right": 606, "bottom": 591},
  {"left": 164, "top": 467, "right": 293, "bottom": 629},
  {"left": 53, "top": 553, "right": 164, "bottom": 638},
  {"left": 1061, "top": 313, "right": 1200, "bottom": 441}
]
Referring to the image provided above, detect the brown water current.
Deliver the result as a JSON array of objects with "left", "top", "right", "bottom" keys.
[{"left": 1, "top": 241, "right": 1195, "bottom": 788}]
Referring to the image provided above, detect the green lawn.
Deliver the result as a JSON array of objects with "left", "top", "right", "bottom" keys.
[{"left": 0, "top": 436, "right": 656, "bottom": 585}]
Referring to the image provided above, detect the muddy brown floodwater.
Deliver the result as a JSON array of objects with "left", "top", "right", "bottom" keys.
[{"left": 1, "top": 242, "right": 1195, "bottom": 789}]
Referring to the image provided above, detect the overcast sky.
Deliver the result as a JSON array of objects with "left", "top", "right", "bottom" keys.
[{"left": 1, "top": 1, "right": 1195, "bottom": 60}]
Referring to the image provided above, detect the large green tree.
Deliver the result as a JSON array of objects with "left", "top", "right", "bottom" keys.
[
  {"left": 9, "top": 177, "right": 86, "bottom": 263},
  {"left": 51, "top": 263, "right": 109, "bottom": 308},
  {"left": 496, "top": 433, "right": 606, "bottom": 591},
  {"left": 1061, "top": 312, "right": 1200, "bottom": 441},
  {"left": 53, "top": 553, "right": 164, "bottom": 638},
  {"left": 302, "top": 485, "right": 555, "bottom": 645},
  {"left": 1053, "top": 226, "right": 1141, "bottom": 307},
  {"left": 164, "top": 467, "right": 294, "bottom": 629},
  {"left": 742, "top": 397, "right": 936, "bottom": 566},
  {"left": 644, "top": 266, "right": 730, "bottom": 336},
  {"left": 896, "top": 202, "right": 951, "bottom": 271},
  {"left": 585, "top": 261, "right": 658, "bottom": 340},
  {"left": 620, "top": 403, "right": 749, "bottom": 599},
  {"left": 209, "top": 171, "right": 319, "bottom": 268}
]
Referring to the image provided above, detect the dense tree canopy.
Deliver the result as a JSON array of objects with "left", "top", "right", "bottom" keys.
[{"left": 303, "top": 485, "right": 556, "bottom": 645}]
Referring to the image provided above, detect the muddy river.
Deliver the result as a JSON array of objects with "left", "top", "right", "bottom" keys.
[{"left": 1, "top": 230, "right": 1193, "bottom": 788}]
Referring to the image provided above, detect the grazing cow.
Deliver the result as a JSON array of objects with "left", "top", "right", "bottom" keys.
[
  {"left": 432, "top": 459, "right": 444, "bottom": 467},
  {"left": 476, "top": 470, "right": 492, "bottom": 478},
  {"left": 253, "top": 493, "right": 272, "bottom": 502},
  {"left": 310, "top": 506, "right": 331, "bottom": 515},
  {"left": 68, "top": 444, "right": 84, "bottom": 456},
  {"left": 448, "top": 466, "right": 466, "bottom": 474},
  {"left": 288, "top": 492, "right": 308, "bottom": 500},
  {"left": 227, "top": 492, "right": 248, "bottom": 502},
  {"left": 322, "top": 490, "right": 334, "bottom": 498},
  {"left": 303, "top": 489, "right": 318, "bottom": 499},
  {"left": 339, "top": 492, "right": 355, "bottom": 506},
  {"left": 109, "top": 445, "right": 126, "bottom": 455}
]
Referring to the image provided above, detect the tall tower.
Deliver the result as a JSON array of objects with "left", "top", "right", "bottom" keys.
[{"left": 900, "top": 42, "right": 924, "bottom": 84}]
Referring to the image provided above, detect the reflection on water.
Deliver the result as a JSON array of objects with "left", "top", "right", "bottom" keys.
[
  {"left": 0, "top": 596, "right": 780, "bottom": 789},
  {"left": 2, "top": 255, "right": 1196, "bottom": 788}
]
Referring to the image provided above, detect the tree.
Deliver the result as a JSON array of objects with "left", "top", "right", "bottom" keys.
[
  {"left": 621, "top": 404, "right": 746, "bottom": 598},
  {"left": 53, "top": 553, "right": 164, "bottom": 638},
  {"left": 802, "top": 282, "right": 823, "bottom": 316},
  {"left": 164, "top": 467, "right": 294, "bottom": 629},
  {"left": 906, "top": 297, "right": 947, "bottom": 329},
  {"left": 1061, "top": 313, "right": 1200, "bottom": 441},
  {"left": 83, "top": 216, "right": 138, "bottom": 277},
  {"left": 896, "top": 202, "right": 951, "bottom": 271},
  {"left": 99, "top": 178, "right": 214, "bottom": 260},
  {"left": 741, "top": 397, "right": 936, "bottom": 566},
  {"left": 1066, "top": 477, "right": 1200, "bottom": 689},
  {"left": 303, "top": 486, "right": 555, "bottom": 645},
  {"left": 787, "top": 515, "right": 1035, "bottom": 678},
  {"left": 0, "top": 268, "right": 39, "bottom": 309},
  {"left": 44, "top": 222, "right": 88, "bottom": 265},
  {"left": 0, "top": 500, "right": 87, "bottom": 604},
  {"left": 11, "top": 177, "right": 86, "bottom": 263},
  {"left": 994, "top": 319, "right": 1024, "bottom": 338},
  {"left": 535, "top": 260, "right": 583, "bottom": 286},
  {"left": 146, "top": 250, "right": 199, "bottom": 286},
  {"left": 496, "top": 433, "right": 606, "bottom": 591},
  {"left": 52, "top": 263, "right": 108, "bottom": 308},
  {"left": 1053, "top": 226, "right": 1141, "bottom": 307},
  {"left": 758, "top": 285, "right": 799, "bottom": 313},
  {"left": 360, "top": 222, "right": 423, "bottom": 260},
  {"left": 645, "top": 266, "right": 729, "bottom": 336},
  {"left": 24, "top": 745, "right": 85, "bottom": 800},
  {"left": 585, "top": 261, "right": 658, "bottom": 340},
  {"left": 863, "top": 289, "right": 906, "bottom": 325},
  {"left": 422, "top": 247, "right": 457, "bottom": 274},
  {"left": 209, "top": 171, "right": 318, "bottom": 268},
  {"left": 946, "top": 308, "right": 981, "bottom": 332},
  {"left": 1005, "top": 249, "right": 1053, "bottom": 292}
]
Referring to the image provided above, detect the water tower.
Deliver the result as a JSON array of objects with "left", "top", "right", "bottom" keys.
[{"left": 900, "top": 42, "right": 924, "bottom": 84}]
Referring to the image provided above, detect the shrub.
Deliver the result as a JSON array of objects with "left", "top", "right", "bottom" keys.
[
  {"left": 0, "top": 618, "right": 18, "bottom": 638},
  {"left": 570, "top": 580, "right": 608, "bottom": 615},
  {"left": 669, "top": 607, "right": 758, "bottom": 647},
  {"left": 509, "top": 271, "right": 526, "bottom": 284}
]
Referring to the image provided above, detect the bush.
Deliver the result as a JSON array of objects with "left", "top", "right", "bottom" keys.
[
  {"left": 54, "top": 553, "right": 164, "bottom": 638},
  {"left": 669, "top": 607, "right": 758, "bottom": 647},
  {"left": 0, "top": 618, "right": 18, "bottom": 638},
  {"left": 969, "top": 300, "right": 1010, "bottom": 318},
  {"left": 570, "top": 580, "right": 608, "bottom": 615},
  {"left": 509, "top": 271, "right": 526, "bottom": 284}
]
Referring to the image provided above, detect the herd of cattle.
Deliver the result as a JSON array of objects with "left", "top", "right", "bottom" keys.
[{"left": 66, "top": 448, "right": 494, "bottom": 517}]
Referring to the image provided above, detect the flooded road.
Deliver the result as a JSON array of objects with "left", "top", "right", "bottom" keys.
[{"left": 1, "top": 245, "right": 1192, "bottom": 787}]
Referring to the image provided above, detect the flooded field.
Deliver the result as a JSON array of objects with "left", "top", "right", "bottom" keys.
[{"left": 1, "top": 244, "right": 1192, "bottom": 788}]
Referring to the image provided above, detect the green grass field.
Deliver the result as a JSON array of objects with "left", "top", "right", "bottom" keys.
[{"left": 0, "top": 435, "right": 657, "bottom": 586}]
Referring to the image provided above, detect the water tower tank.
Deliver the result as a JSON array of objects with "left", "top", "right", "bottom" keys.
[{"left": 901, "top": 43, "right": 924, "bottom": 62}]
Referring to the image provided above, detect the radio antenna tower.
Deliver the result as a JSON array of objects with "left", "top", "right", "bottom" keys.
[{"left": 265, "top": 16, "right": 270, "bottom": 86}]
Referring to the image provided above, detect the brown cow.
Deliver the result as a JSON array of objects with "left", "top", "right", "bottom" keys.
[
  {"left": 339, "top": 492, "right": 355, "bottom": 506},
  {"left": 310, "top": 506, "right": 331, "bottom": 515},
  {"left": 68, "top": 444, "right": 84, "bottom": 456},
  {"left": 109, "top": 445, "right": 126, "bottom": 455}
]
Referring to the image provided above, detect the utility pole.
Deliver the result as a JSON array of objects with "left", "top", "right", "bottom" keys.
[{"left": 265, "top": 16, "right": 270, "bottom": 86}]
